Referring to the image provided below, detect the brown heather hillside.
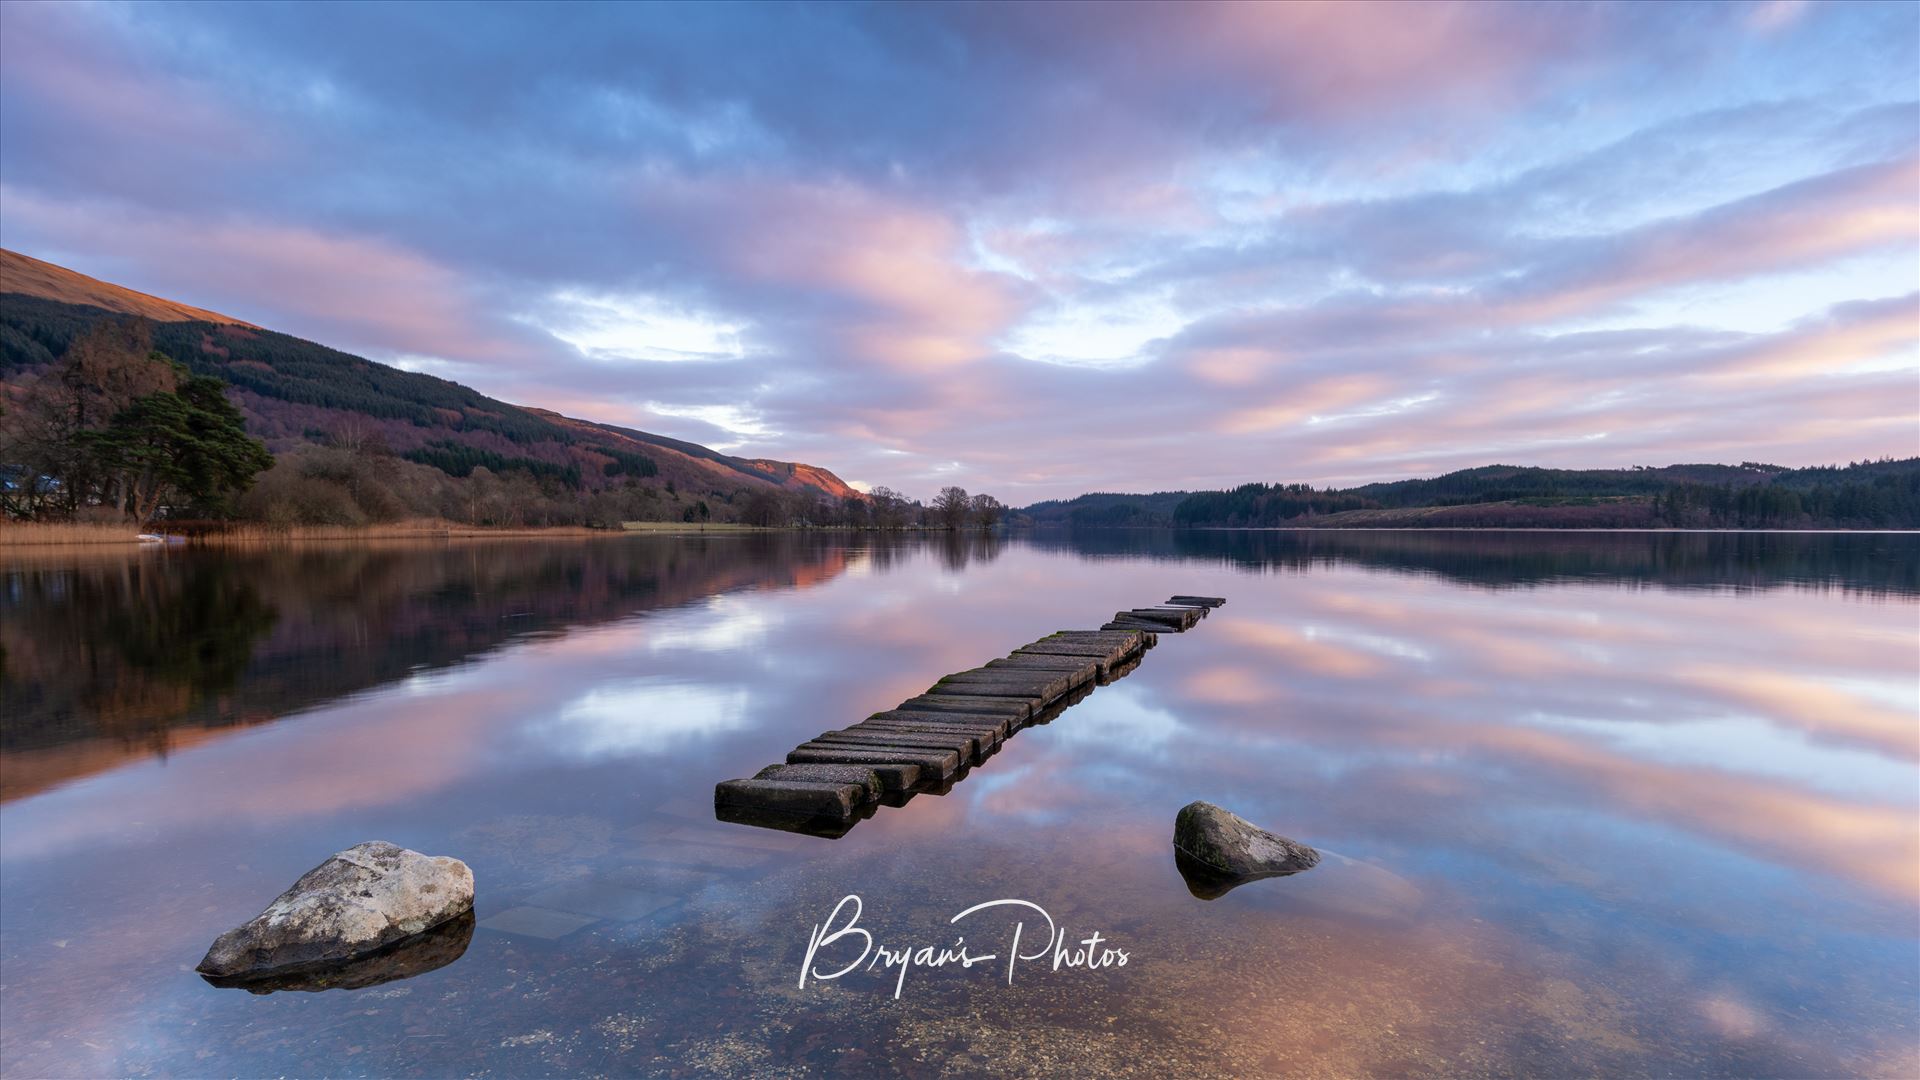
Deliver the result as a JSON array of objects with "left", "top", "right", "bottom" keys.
[
  {"left": 0, "top": 249, "right": 256, "bottom": 327},
  {"left": 0, "top": 249, "right": 858, "bottom": 506}
]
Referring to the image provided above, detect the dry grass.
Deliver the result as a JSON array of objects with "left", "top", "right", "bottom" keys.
[
  {"left": 180, "top": 519, "right": 607, "bottom": 546},
  {"left": 0, "top": 518, "right": 613, "bottom": 550},
  {"left": 0, "top": 521, "right": 144, "bottom": 547}
]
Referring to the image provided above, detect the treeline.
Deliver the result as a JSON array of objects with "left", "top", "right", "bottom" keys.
[
  {"left": 402, "top": 438, "right": 586, "bottom": 487},
  {"left": 107, "top": 427, "right": 1014, "bottom": 531},
  {"left": 1025, "top": 460, "right": 1920, "bottom": 530},
  {"left": 1, "top": 320, "right": 272, "bottom": 523},
  {"left": 1170, "top": 482, "right": 1377, "bottom": 526},
  {"left": 1657, "top": 471, "right": 1920, "bottom": 528},
  {"left": 1161, "top": 461, "right": 1920, "bottom": 529},
  {"left": 1021, "top": 490, "right": 1193, "bottom": 527},
  {"left": 733, "top": 484, "right": 1004, "bottom": 531},
  {"left": 1346, "top": 464, "right": 1682, "bottom": 507},
  {"left": 234, "top": 449, "right": 1011, "bottom": 530}
]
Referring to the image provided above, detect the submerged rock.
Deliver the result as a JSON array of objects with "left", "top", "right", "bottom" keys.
[
  {"left": 196, "top": 841, "right": 474, "bottom": 980},
  {"left": 1173, "top": 801, "right": 1318, "bottom": 899},
  {"left": 202, "top": 910, "right": 475, "bottom": 994}
]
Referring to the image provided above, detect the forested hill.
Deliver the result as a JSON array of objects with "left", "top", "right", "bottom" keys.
[
  {"left": 1019, "top": 490, "right": 1196, "bottom": 527},
  {"left": 0, "top": 249, "right": 857, "bottom": 506},
  {"left": 1020, "top": 460, "right": 1920, "bottom": 530}
]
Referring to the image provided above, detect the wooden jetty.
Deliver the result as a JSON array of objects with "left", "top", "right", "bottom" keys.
[{"left": 715, "top": 595, "right": 1226, "bottom": 836}]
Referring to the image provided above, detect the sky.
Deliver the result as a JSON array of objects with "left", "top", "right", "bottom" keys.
[{"left": 1, "top": 1, "right": 1915, "bottom": 501}]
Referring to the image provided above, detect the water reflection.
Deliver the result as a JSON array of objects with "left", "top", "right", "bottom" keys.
[
  {"left": 1, "top": 531, "right": 1915, "bottom": 1078},
  {"left": 0, "top": 535, "right": 857, "bottom": 801},
  {"left": 201, "top": 910, "right": 475, "bottom": 995},
  {"left": 1030, "top": 527, "right": 1920, "bottom": 594},
  {"left": 1173, "top": 847, "right": 1310, "bottom": 900}
]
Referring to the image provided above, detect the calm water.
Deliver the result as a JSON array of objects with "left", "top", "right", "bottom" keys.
[{"left": 2, "top": 531, "right": 1916, "bottom": 1078}]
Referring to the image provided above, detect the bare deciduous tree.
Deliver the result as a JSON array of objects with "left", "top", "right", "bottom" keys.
[
  {"left": 933, "top": 485, "right": 970, "bottom": 530},
  {"left": 969, "top": 492, "right": 1004, "bottom": 530}
]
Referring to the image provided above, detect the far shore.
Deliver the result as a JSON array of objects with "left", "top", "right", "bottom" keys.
[
  {"left": 0, "top": 520, "right": 605, "bottom": 548},
  {"left": 7, "top": 519, "right": 1912, "bottom": 551},
  {"left": 0, "top": 519, "right": 975, "bottom": 548}
]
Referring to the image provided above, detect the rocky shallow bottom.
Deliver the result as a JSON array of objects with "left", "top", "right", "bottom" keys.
[{"left": 9, "top": 807, "right": 1911, "bottom": 1079}]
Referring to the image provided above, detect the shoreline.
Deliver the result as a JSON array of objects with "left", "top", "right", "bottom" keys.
[
  {"left": 0, "top": 521, "right": 608, "bottom": 548},
  {"left": 0, "top": 520, "right": 993, "bottom": 548},
  {"left": 1020, "top": 525, "right": 1920, "bottom": 535},
  {"left": 6, "top": 520, "right": 1914, "bottom": 550}
]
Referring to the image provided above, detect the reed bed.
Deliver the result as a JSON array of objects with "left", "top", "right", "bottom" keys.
[
  {"left": 0, "top": 521, "right": 144, "bottom": 547},
  {"left": 177, "top": 520, "right": 605, "bottom": 546},
  {"left": 0, "top": 519, "right": 609, "bottom": 549}
]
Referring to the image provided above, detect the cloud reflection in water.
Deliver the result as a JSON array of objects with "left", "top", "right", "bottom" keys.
[{"left": 540, "top": 679, "right": 751, "bottom": 760}]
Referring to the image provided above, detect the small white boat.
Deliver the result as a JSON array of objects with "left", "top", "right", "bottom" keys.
[{"left": 137, "top": 533, "right": 166, "bottom": 544}]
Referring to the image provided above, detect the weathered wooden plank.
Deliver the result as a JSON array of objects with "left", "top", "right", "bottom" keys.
[
  {"left": 1122, "top": 606, "right": 1200, "bottom": 628},
  {"left": 852, "top": 729, "right": 998, "bottom": 756},
  {"left": 984, "top": 656, "right": 1100, "bottom": 684},
  {"left": 752, "top": 763, "right": 887, "bottom": 799},
  {"left": 802, "top": 733, "right": 974, "bottom": 757},
  {"left": 814, "top": 728, "right": 984, "bottom": 757},
  {"left": 1103, "top": 616, "right": 1174, "bottom": 629},
  {"left": 898, "top": 694, "right": 1033, "bottom": 720},
  {"left": 863, "top": 711, "right": 1013, "bottom": 730},
  {"left": 987, "top": 653, "right": 1102, "bottom": 672},
  {"left": 855, "top": 719, "right": 1004, "bottom": 749},
  {"left": 1168, "top": 595, "right": 1226, "bottom": 608},
  {"left": 714, "top": 803, "right": 860, "bottom": 838},
  {"left": 1027, "top": 628, "right": 1148, "bottom": 651},
  {"left": 866, "top": 709, "right": 1014, "bottom": 736},
  {"left": 1048, "top": 629, "right": 1150, "bottom": 644},
  {"left": 1014, "top": 640, "right": 1137, "bottom": 664},
  {"left": 787, "top": 745, "right": 960, "bottom": 780},
  {"left": 927, "top": 682, "right": 1053, "bottom": 706},
  {"left": 933, "top": 669, "right": 1077, "bottom": 700},
  {"left": 714, "top": 778, "right": 860, "bottom": 819}
]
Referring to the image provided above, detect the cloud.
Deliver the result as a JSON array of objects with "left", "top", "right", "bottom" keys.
[{"left": 1, "top": 1, "right": 1915, "bottom": 498}]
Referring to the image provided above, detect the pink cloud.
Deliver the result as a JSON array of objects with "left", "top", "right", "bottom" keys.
[
  {"left": 0, "top": 186, "right": 532, "bottom": 365},
  {"left": 626, "top": 173, "right": 1029, "bottom": 372}
]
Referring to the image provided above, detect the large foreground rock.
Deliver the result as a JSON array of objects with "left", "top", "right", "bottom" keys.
[
  {"left": 202, "top": 910, "right": 475, "bottom": 994},
  {"left": 1173, "top": 801, "right": 1318, "bottom": 899},
  {"left": 197, "top": 841, "right": 474, "bottom": 980}
]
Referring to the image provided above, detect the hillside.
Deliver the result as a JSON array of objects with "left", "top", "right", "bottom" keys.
[
  {"left": 1021, "top": 461, "right": 1920, "bottom": 530},
  {"left": 0, "top": 249, "right": 257, "bottom": 327},
  {"left": 0, "top": 249, "right": 857, "bottom": 506},
  {"left": 1020, "top": 490, "right": 1194, "bottom": 527}
]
